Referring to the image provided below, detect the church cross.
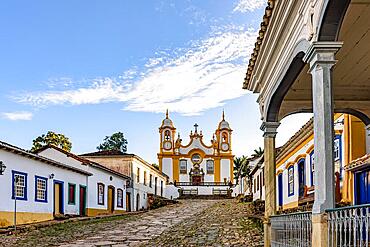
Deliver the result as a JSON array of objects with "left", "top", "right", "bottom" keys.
[{"left": 194, "top": 123, "right": 199, "bottom": 133}]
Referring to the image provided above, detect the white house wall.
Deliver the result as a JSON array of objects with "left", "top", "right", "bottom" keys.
[
  {"left": 38, "top": 148, "right": 128, "bottom": 212},
  {"left": 0, "top": 150, "right": 87, "bottom": 226}
]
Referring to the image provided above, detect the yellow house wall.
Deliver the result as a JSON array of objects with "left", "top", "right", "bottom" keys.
[
  {"left": 349, "top": 115, "right": 366, "bottom": 162},
  {"left": 86, "top": 208, "right": 125, "bottom": 217},
  {"left": 0, "top": 211, "right": 53, "bottom": 227}
]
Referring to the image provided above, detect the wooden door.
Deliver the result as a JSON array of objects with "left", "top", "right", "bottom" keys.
[
  {"left": 54, "top": 181, "right": 64, "bottom": 215},
  {"left": 298, "top": 160, "right": 305, "bottom": 197},
  {"left": 107, "top": 186, "right": 114, "bottom": 213},
  {"left": 126, "top": 192, "right": 131, "bottom": 212},
  {"left": 278, "top": 174, "right": 283, "bottom": 207},
  {"left": 79, "top": 186, "right": 86, "bottom": 216},
  {"left": 192, "top": 176, "right": 201, "bottom": 185}
]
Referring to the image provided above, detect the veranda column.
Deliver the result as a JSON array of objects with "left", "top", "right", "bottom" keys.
[
  {"left": 304, "top": 41, "right": 342, "bottom": 247},
  {"left": 261, "top": 121, "right": 280, "bottom": 247}
]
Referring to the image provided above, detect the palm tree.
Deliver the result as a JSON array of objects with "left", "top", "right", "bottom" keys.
[
  {"left": 233, "top": 155, "right": 248, "bottom": 185},
  {"left": 253, "top": 147, "right": 264, "bottom": 157}
]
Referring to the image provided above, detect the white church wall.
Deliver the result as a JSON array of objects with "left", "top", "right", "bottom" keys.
[
  {"left": 220, "top": 159, "right": 231, "bottom": 183},
  {"left": 162, "top": 158, "right": 173, "bottom": 182}
]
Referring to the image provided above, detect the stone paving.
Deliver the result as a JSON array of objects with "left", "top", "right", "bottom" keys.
[{"left": 0, "top": 200, "right": 263, "bottom": 247}]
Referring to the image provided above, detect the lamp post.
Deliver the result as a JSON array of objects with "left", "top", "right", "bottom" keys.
[
  {"left": 0, "top": 161, "right": 6, "bottom": 175},
  {"left": 14, "top": 176, "right": 18, "bottom": 234}
]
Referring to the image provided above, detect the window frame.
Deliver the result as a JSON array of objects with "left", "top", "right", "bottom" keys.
[
  {"left": 117, "top": 188, "right": 124, "bottom": 208},
  {"left": 143, "top": 171, "right": 147, "bottom": 186},
  {"left": 97, "top": 183, "right": 105, "bottom": 205},
  {"left": 310, "top": 151, "right": 315, "bottom": 187},
  {"left": 334, "top": 135, "right": 342, "bottom": 162},
  {"left": 206, "top": 160, "right": 214, "bottom": 174},
  {"left": 35, "top": 175, "right": 48, "bottom": 203},
  {"left": 137, "top": 167, "right": 140, "bottom": 183},
  {"left": 12, "top": 170, "right": 28, "bottom": 201},
  {"left": 68, "top": 183, "right": 76, "bottom": 205},
  {"left": 179, "top": 159, "right": 187, "bottom": 174},
  {"left": 288, "top": 165, "right": 294, "bottom": 197},
  {"left": 149, "top": 174, "right": 153, "bottom": 188}
]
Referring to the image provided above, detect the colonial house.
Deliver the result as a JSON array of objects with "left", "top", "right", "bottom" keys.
[
  {"left": 249, "top": 156, "right": 265, "bottom": 202},
  {"left": 80, "top": 151, "right": 171, "bottom": 211},
  {"left": 157, "top": 110, "right": 234, "bottom": 196},
  {"left": 242, "top": 0, "right": 370, "bottom": 245},
  {"left": 35, "top": 145, "right": 131, "bottom": 216},
  {"left": 249, "top": 114, "right": 367, "bottom": 212},
  {"left": 0, "top": 141, "right": 92, "bottom": 227}
]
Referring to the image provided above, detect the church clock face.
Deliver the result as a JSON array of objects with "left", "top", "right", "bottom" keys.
[
  {"left": 221, "top": 142, "right": 229, "bottom": 151},
  {"left": 163, "top": 141, "right": 172, "bottom": 150},
  {"left": 191, "top": 153, "right": 202, "bottom": 164}
]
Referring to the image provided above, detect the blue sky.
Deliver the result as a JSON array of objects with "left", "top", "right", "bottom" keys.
[{"left": 0, "top": 0, "right": 311, "bottom": 163}]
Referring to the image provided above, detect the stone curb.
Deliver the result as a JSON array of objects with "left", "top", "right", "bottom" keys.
[{"left": 0, "top": 210, "right": 147, "bottom": 236}]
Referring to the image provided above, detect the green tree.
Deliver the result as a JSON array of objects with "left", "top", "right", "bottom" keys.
[
  {"left": 97, "top": 132, "right": 128, "bottom": 152},
  {"left": 152, "top": 163, "right": 159, "bottom": 170},
  {"left": 31, "top": 131, "right": 72, "bottom": 152}
]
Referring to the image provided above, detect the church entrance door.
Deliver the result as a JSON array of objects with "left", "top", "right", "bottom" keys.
[{"left": 192, "top": 175, "right": 202, "bottom": 185}]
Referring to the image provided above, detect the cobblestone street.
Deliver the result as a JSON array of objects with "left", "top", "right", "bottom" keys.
[{"left": 1, "top": 200, "right": 263, "bottom": 247}]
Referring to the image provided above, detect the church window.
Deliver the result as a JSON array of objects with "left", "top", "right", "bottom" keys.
[
  {"left": 12, "top": 170, "right": 27, "bottom": 200},
  {"left": 180, "top": 160, "right": 187, "bottom": 174},
  {"left": 288, "top": 166, "right": 294, "bottom": 196},
  {"left": 117, "top": 189, "right": 123, "bottom": 208},
  {"left": 137, "top": 168, "right": 140, "bottom": 183},
  {"left": 149, "top": 174, "right": 152, "bottom": 188},
  {"left": 164, "top": 130, "right": 171, "bottom": 141},
  {"left": 35, "top": 176, "right": 47, "bottom": 203},
  {"left": 206, "top": 160, "right": 214, "bottom": 174},
  {"left": 97, "top": 183, "right": 105, "bottom": 205},
  {"left": 144, "top": 171, "right": 147, "bottom": 186},
  {"left": 68, "top": 183, "right": 76, "bottom": 204}
]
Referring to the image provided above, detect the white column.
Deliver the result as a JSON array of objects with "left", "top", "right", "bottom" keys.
[
  {"left": 366, "top": 125, "right": 370, "bottom": 154},
  {"left": 304, "top": 41, "right": 342, "bottom": 214},
  {"left": 304, "top": 42, "right": 342, "bottom": 247}
]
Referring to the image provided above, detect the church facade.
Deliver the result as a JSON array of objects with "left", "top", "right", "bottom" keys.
[{"left": 157, "top": 111, "right": 234, "bottom": 195}]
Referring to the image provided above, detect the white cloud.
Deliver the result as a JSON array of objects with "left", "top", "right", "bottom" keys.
[
  {"left": 233, "top": 0, "right": 265, "bottom": 13},
  {"left": 1, "top": 111, "right": 33, "bottom": 121},
  {"left": 14, "top": 26, "right": 257, "bottom": 116}
]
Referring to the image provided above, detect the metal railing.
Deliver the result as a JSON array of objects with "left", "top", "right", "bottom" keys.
[
  {"left": 271, "top": 211, "right": 312, "bottom": 247},
  {"left": 175, "top": 182, "right": 233, "bottom": 187},
  {"left": 327, "top": 204, "right": 370, "bottom": 247}
]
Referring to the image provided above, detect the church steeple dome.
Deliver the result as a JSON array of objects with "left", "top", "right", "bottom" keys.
[
  {"left": 218, "top": 110, "right": 231, "bottom": 130},
  {"left": 160, "top": 109, "right": 174, "bottom": 129}
]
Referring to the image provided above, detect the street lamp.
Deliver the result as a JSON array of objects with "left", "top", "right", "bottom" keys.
[{"left": 0, "top": 161, "right": 6, "bottom": 175}]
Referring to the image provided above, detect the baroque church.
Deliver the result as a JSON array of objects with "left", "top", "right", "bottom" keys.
[{"left": 157, "top": 111, "right": 234, "bottom": 191}]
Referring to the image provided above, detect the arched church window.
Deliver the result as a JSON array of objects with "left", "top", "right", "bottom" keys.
[
  {"left": 222, "top": 132, "right": 228, "bottom": 142},
  {"left": 164, "top": 130, "right": 171, "bottom": 141},
  {"left": 206, "top": 160, "right": 214, "bottom": 174}
]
